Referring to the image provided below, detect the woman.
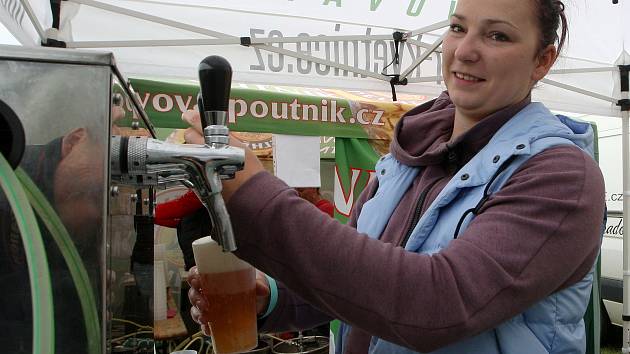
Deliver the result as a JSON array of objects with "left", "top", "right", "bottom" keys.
[{"left": 186, "top": 0, "right": 605, "bottom": 352}]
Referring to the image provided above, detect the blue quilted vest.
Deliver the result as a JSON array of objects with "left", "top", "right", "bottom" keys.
[{"left": 337, "top": 103, "right": 597, "bottom": 354}]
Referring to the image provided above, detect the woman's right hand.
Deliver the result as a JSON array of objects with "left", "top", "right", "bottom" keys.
[{"left": 187, "top": 266, "right": 272, "bottom": 335}]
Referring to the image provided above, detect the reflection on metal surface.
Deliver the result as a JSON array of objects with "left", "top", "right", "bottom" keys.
[
  {"left": 0, "top": 45, "right": 160, "bottom": 354},
  {"left": 0, "top": 45, "right": 109, "bottom": 353}
]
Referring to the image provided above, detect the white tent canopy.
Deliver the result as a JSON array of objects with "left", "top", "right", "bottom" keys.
[
  {"left": 2, "top": 0, "right": 628, "bottom": 116},
  {"left": 2, "top": 0, "right": 630, "bottom": 349}
]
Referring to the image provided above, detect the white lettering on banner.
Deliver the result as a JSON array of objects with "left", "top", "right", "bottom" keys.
[
  {"left": 271, "top": 102, "right": 289, "bottom": 119},
  {"left": 289, "top": 99, "right": 301, "bottom": 120},
  {"left": 330, "top": 101, "right": 345, "bottom": 123},
  {"left": 0, "top": 0, "right": 26, "bottom": 26},
  {"left": 334, "top": 167, "right": 376, "bottom": 216},
  {"left": 372, "top": 110, "right": 385, "bottom": 126},
  {"left": 175, "top": 95, "right": 194, "bottom": 113},
  {"left": 138, "top": 93, "right": 151, "bottom": 109},
  {"left": 249, "top": 26, "right": 440, "bottom": 80},
  {"left": 356, "top": 109, "right": 370, "bottom": 125},
  {"left": 141, "top": 92, "right": 389, "bottom": 127},
  {"left": 251, "top": 101, "right": 269, "bottom": 118},
  {"left": 303, "top": 104, "right": 318, "bottom": 121},
  {"left": 334, "top": 167, "right": 361, "bottom": 216},
  {"left": 153, "top": 94, "right": 173, "bottom": 113},
  {"left": 321, "top": 100, "right": 329, "bottom": 122},
  {"left": 230, "top": 99, "right": 248, "bottom": 124}
]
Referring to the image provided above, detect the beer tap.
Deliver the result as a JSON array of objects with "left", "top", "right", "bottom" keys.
[{"left": 111, "top": 56, "right": 244, "bottom": 252}]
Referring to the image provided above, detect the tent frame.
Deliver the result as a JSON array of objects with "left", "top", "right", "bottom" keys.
[{"left": 620, "top": 63, "right": 630, "bottom": 352}]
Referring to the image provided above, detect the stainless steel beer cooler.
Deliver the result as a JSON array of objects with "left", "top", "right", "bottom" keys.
[{"left": 0, "top": 44, "right": 158, "bottom": 354}]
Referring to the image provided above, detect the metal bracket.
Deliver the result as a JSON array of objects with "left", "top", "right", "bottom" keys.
[
  {"left": 41, "top": 38, "right": 67, "bottom": 48},
  {"left": 240, "top": 37, "right": 252, "bottom": 47},
  {"left": 389, "top": 75, "right": 408, "bottom": 102},
  {"left": 392, "top": 31, "right": 405, "bottom": 42}
]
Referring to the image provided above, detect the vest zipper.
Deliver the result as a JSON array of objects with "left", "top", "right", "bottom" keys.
[{"left": 400, "top": 178, "right": 441, "bottom": 248}]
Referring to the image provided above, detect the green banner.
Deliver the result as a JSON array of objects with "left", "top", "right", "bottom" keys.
[
  {"left": 128, "top": 78, "right": 373, "bottom": 138},
  {"left": 333, "top": 138, "right": 380, "bottom": 227},
  {"left": 123, "top": 78, "right": 422, "bottom": 140}
]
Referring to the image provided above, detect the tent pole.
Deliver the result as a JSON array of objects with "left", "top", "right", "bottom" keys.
[
  {"left": 621, "top": 64, "right": 630, "bottom": 353},
  {"left": 399, "top": 32, "right": 446, "bottom": 81},
  {"left": 68, "top": 34, "right": 402, "bottom": 47},
  {"left": 623, "top": 103, "right": 630, "bottom": 353},
  {"left": 250, "top": 44, "right": 391, "bottom": 81},
  {"left": 549, "top": 67, "right": 617, "bottom": 75},
  {"left": 68, "top": 0, "right": 391, "bottom": 82},
  {"left": 406, "top": 38, "right": 443, "bottom": 53},
  {"left": 70, "top": 0, "right": 228, "bottom": 39},
  {"left": 540, "top": 78, "right": 618, "bottom": 104},
  {"left": 406, "top": 76, "right": 444, "bottom": 83},
  {"left": 408, "top": 20, "right": 450, "bottom": 36}
]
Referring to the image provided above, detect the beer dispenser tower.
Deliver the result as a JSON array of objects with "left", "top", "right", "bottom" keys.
[{"left": 111, "top": 56, "right": 244, "bottom": 252}]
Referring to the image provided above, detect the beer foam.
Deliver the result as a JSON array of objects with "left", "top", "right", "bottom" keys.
[{"left": 192, "top": 236, "right": 251, "bottom": 273}]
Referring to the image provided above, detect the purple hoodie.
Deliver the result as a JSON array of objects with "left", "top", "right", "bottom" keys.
[{"left": 227, "top": 93, "right": 605, "bottom": 353}]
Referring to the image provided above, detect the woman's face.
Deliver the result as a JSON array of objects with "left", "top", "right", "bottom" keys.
[{"left": 442, "top": 0, "right": 556, "bottom": 120}]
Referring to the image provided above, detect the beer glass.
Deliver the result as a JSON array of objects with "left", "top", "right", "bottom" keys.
[{"left": 192, "top": 236, "right": 258, "bottom": 354}]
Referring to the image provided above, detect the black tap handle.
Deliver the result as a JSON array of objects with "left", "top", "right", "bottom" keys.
[
  {"left": 197, "top": 93, "right": 207, "bottom": 128},
  {"left": 198, "top": 56, "right": 232, "bottom": 129}
]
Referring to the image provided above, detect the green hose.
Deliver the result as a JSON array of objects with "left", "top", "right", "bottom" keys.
[
  {"left": 0, "top": 154, "right": 54, "bottom": 354},
  {"left": 16, "top": 168, "right": 102, "bottom": 354}
]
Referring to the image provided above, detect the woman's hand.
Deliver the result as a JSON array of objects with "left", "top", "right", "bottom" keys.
[
  {"left": 181, "top": 110, "right": 264, "bottom": 202},
  {"left": 187, "top": 266, "right": 271, "bottom": 336}
]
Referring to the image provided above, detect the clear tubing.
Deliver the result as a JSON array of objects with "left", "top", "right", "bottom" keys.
[
  {"left": 16, "top": 168, "right": 101, "bottom": 354},
  {"left": 0, "top": 154, "right": 54, "bottom": 353}
]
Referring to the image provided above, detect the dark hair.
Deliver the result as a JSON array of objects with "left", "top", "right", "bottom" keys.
[{"left": 534, "top": 0, "right": 568, "bottom": 55}]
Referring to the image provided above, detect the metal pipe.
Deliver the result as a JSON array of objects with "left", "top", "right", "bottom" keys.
[
  {"left": 622, "top": 91, "right": 630, "bottom": 352},
  {"left": 399, "top": 32, "right": 446, "bottom": 81},
  {"left": 18, "top": 0, "right": 46, "bottom": 43}
]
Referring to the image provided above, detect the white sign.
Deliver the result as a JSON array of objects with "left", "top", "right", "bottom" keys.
[{"left": 273, "top": 134, "right": 321, "bottom": 188}]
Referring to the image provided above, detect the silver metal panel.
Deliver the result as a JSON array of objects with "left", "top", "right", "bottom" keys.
[
  {"left": 0, "top": 45, "right": 159, "bottom": 354},
  {"left": 0, "top": 46, "right": 156, "bottom": 138},
  {"left": 0, "top": 59, "right": 112, "bottom": 144},
  {"left": 0, "top": 55, "right": 110, "bottom": 353},
  {"left": 0, "top": 44, "right": 115, "bottom": 66}
]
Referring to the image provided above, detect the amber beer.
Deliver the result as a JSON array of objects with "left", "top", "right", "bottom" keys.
[{"left": 192, "top": 237, "right": 257, "bottom": 354}]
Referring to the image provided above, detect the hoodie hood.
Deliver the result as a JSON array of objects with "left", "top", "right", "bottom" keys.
[{"left": 390, "top": 92, "right": 530, "bottom": 168}]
